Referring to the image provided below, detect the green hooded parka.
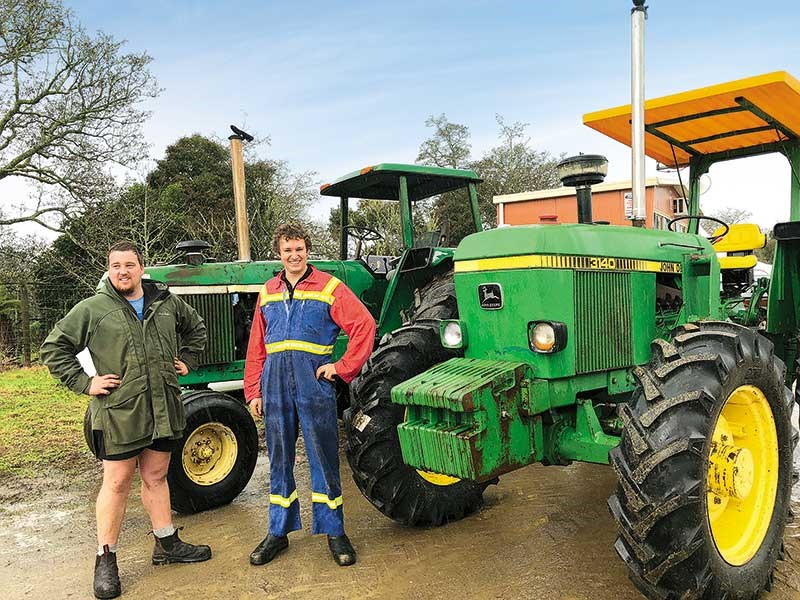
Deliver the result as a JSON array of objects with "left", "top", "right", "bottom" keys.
[{"left": 41, "top": 279, "right": 206, "bottom": 456}]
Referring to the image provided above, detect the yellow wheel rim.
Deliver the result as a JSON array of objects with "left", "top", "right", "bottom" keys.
[
  {"left": 181, "top": 422, "right": 238, "bottom": 486},
  {"left": 416, "top": 469, "right": 461, "bottom": 486},
  {"left": 707, "top": 385, "right": 778, "bottom": 565}
]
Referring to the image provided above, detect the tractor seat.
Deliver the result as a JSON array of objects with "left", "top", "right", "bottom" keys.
[
  {"left": 359, "top": 255, "right": 398, "bottom": 279},
  {"left": 712, "top": 223, "right": 766, "bottom": 270}
]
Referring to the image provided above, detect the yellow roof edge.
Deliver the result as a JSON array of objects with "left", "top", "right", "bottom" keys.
[{"left": 583, "top": 71, "right": 798, "bottom": 125}]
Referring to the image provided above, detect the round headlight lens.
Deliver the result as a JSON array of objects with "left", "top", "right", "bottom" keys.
[
  {"left": 531, "top": 323, "right": 556, "bottom": 352},
  {"left": 443, "top": 321, "right": 463, "bottom": 347}
]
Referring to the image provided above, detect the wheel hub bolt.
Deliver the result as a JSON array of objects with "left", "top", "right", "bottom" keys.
[{"left": 708, "top": 443, "right": 754, "bottom": 500}]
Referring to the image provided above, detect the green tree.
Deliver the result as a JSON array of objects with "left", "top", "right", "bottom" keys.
[
  {"left": 0, "top": 0, "right": 159, "bottom": 231},
  {"left": 328, "top": 199, "right": 436, "bottom": 258},
  {"left": 0, "top": 282, "right": 19, "bottom": 366},
  {"left": 754, "top": 231, "right": 776, "bottom": 264},
  {"left": 416, "top": 114, "right": 476, "bottom": 245},
  {"left": 0, "top": 231, "right": 47, "bottom": 366},
  {"left": 34, "top": 134, "right": 318, "bottom": 323},
  {"left": 147, "top": 135, "right": 315, "bottom": 261},
  {"left": 246, "top": 158, "right": 317, "bottom": 260}
]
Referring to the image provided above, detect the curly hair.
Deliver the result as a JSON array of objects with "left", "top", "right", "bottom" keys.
[
  {"left": 107, "top": 240, "right": 143, "bottom": 266},
  {"left": 272, "top": 222, "right": 312, "bottom": 256}
]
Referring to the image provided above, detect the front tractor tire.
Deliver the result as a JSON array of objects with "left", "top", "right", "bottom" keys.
[
  {"left": 344, "top": 274, "right": 489, "bottom": 526},
  {"left": 610, "top": 322, "right": 796, "bottom": 599},
  {"left": 168, "top": 391, "right": 259, "bottom": 514}
]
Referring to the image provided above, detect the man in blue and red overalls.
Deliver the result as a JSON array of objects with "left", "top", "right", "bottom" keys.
[{"left": 244, "top": 222, "right": 376, "bottom": 567}]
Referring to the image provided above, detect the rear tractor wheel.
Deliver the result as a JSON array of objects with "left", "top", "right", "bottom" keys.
[
  {"left": 168, "top": 391, "right": 259, "bottom": 514},
  {"left": 610, "top": 321, "right": 796, "bottom": 599},
  {"left": 344, "top": 273, "right": 491, "bottom": 526}
]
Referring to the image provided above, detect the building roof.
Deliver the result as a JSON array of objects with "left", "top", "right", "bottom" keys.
[
  {"left": 493, "top": 177, "right": 682, "bottom": 205},
  {"left": 583, "top": 71, "right": 800, "bottom": 166}
]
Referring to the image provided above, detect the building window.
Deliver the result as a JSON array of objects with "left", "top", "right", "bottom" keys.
[
  {"left": 672, "top": 197, "right": 687, "bottom": 214},
  {"left": 653, "top": 212, "right": 670, "bottom": 230}
]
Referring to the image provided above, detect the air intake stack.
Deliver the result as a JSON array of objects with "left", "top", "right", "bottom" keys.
[{"left": 557, "top": 154, "right": 609, "bottom": 224}]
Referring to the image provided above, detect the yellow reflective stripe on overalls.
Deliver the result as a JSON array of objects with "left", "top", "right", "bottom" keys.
[
  {"left": 260, "top": 276, "right": 342, "bottom": 306},
  {"left": 265, "top": 340, "right": 334, "bottom": 355},
  {"left": 322, "top": 276, "right": 341, "bottom": 297},
  {"left": 311, "top": 492, "right": 343, "bottom": 509},
  {"left": 259, "top": 282, "right": 281, "bottom": 306},
  {"left": 293, "top": 290, "right": 335, "bottom": 304},
  {"left": 269, "top": 490, "right": 298, "bottom": 508}
]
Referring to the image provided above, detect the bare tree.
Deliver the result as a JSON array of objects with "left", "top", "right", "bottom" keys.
[
  {"left": 415, "top": 113, "right": 560, "bottom": 243},
  {"left": 701, "top": 207, "right": 754, "bottom": 234},
  {"left": 470, "top": 115, "right": 561, "bottom": 227},
  {"left": 0, "top": 0, "right": 159, "bottom": 231},
  {"left": 416, "top": 113, "right": 472, "bottom": 169}
]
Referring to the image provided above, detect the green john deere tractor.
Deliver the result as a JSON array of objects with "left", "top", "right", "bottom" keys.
[
  {"left": 143, "top": 162, "right": 486, "bottom": 514},
  {"left": 343, "top": 72, "right": 800, "bottom": 599}
]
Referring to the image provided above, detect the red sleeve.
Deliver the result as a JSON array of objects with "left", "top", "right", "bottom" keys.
[
  {"left": 330, "top": 283, "right": 377, "bottom": 383},
  {"left": 243, "top": 296, "right": 267, "bottom": 401}
]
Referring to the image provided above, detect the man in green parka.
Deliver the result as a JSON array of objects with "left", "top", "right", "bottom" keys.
[{"left": 41, "top": 241, "right": 211, "bottom": 599}]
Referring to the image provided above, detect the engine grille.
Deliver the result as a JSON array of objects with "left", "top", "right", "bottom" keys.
[
  {"left": 574, "top": 271, "right": 633, "bottom": 373},
  {"left": 181, "top": 294, "right": 235, "bottom": 365}
]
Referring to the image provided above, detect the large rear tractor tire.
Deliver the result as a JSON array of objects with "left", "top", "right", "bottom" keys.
[
  {"left": 168, "top": 391, "right": 259, "bottom": 514},
  {"left": 609, "top": 321, "right": 797, "bottom": 599},
  {"left": 344, "top": 273, "right": 490, "bottom": 526}
]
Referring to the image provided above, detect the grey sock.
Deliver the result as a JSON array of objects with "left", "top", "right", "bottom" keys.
[
  {"left": 153, "top": 525, "right": 176, "bottom": 538},
  {"left": 97, "top": 543, "right": 117, "bottom": 556}
]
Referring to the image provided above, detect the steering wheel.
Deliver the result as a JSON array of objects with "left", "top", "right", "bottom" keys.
[
  {"left": 667, "top": 215, "right": 730, "bottom": 245},
  {"left": 342, "top": 225, "right": 383, "bottom": 259}
]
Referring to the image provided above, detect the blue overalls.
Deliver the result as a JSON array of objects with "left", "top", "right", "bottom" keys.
[{"left": 260, "top": 275, "right": 344, "bottom": 536}]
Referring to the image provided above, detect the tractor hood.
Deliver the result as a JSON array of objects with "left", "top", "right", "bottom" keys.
[
  {"left": 455, "top": 223, "right": 714, "bottom": 265},
  {"left": 448, "top": 223, "right": 722, "bottom": 380}
]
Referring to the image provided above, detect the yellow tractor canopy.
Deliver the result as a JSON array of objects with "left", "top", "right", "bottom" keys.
[{"left": 583, "top": 71, "right": 800, "bottom": 166}]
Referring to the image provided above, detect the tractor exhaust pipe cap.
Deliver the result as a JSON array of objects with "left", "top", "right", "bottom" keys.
[{"left": 557, "top": 154, "right": 608, "bottom": 224}]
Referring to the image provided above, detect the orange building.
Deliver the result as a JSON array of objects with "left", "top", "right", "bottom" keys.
[{"left": 494, "top": 178, "right": 687, "bottom": 230}]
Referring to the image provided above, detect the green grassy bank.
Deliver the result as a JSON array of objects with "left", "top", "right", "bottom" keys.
[{"left": 0, "top": 366, "right": 94, "bottom": 477}]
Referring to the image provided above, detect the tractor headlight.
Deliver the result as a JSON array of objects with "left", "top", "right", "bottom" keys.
[
  {"left": 441, "top": 320, "right": 466, "bottom": 349},
  {"left": 528, "top": 321, "right": 567, "bottom": 353}
]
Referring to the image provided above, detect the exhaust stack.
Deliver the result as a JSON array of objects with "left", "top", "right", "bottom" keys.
[
  {"left": 631, "top": 0, "right": 648, "bottom": 224},
  {"left": 229, "top": 125, "right": 254, "bottom": 262}
]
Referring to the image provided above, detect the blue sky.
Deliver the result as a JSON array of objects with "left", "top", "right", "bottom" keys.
[{"left": 14, "top": 0, "right": 800, "bottom": 230}]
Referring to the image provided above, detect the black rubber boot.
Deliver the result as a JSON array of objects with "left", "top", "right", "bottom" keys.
[
  {"left": 152, "top": 528, "right": 212, "bottom": 565},
  {"left": 94, "top": 546, "right": 121, "bottom": 599},
  {"left": 328, "top": 534, "right": 356, "bottom": 566},
  {"left": 249, "top": 534, "right": 289, "bottom": 565}
]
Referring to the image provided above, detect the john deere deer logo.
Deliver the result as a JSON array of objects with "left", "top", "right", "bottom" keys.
[{"left": 478, "top": 283, "right": 503, "bottom": 310}]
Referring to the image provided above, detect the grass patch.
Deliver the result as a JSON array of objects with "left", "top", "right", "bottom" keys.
[{"left": 0, "top": 365, "right": 95, "bottom": 478}]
